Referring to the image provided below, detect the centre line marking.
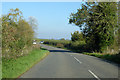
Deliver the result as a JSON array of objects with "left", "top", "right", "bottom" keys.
[
  {"left": 88, "top": 70, "right": 101, "bottom": 80},
  {"left": 74, "top": 57, "right": 82, "bottom": 64}
]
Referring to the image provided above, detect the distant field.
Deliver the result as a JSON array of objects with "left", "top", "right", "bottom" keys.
[
  {"left": 38, "top": 39, "right": 71, "bottom": 44},
  {"left": 38, "top": 39, "right": 71, "bottom": 48},
  {"left": 37, "top": 39, "right": 87, "bottom": 52}
]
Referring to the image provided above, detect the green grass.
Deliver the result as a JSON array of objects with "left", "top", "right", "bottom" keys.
[
  {"left": 0, "top": 61, "right": 2, "bottom": 80},
  {"left": 2, "top": 49, "right": 49, "bottom": 78},
  {"left": 82, "top": 52, "right": 120, "bottom": 64}
]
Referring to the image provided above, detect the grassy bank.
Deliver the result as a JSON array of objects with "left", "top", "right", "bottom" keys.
[
  {"left": 2, "top": 48, "right": 49, "bottom": 78},
  {"left": 83, "top": 52, "right": 120, "bottom": 64},
  {"left": 46, "top": 42, "right": 120, "bottom": 64}
]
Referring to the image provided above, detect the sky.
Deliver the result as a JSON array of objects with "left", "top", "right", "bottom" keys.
[{"left": 2, "top": 2, "right": 83, "bottom": 40}]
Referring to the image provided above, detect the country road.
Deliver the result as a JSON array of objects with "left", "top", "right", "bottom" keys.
[{"left": 20, "top": 44, "right": 119, "bottom": 79}]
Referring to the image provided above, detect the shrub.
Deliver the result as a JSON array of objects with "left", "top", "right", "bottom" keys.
[
  {"left": 56, "top": 43, "right": 64, "bottom": 48},
  {"left": 2, "top": 8, "right": 35, "bottom": 59},
  {"left": 70, "top": 41, "right": 86, "bottom": 50},
  {"left": 71, "top": 31, "right": 84, "bottom": 42}
]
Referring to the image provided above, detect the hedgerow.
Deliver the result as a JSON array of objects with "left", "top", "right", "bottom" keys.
[{"left": 2, "top": 8, "right": 35, "bottom": 59}]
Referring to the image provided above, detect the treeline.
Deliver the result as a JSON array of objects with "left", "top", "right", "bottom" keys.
[
  {"left": 40, "top": 39, "right": 71, "bottom": 48},
  {"left": 69, "top": 2, "right": 119, "bottom": 53},
  {"left": 2, "top": 8, "right": 35, "bottom": 59},
  {"left": 39, "top": 38, "right": 87, "bottom": 52},
  {"left": 42, "top": 2, "right": 120, "bottom": 54}
]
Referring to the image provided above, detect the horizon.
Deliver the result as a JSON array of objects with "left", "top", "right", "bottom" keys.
[{"left": 2, "top": 2, "right": 83, "bottom": 40}]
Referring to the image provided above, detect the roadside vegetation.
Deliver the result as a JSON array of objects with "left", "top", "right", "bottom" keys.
[
  {"left": 39, "top": 38, "right": 120, "bottom": 64},
  {"left": 1, "top": 2, "right": 120, "bottom": 79},
  {"left": 38, "top": 2, "right": 120, "bottom": 64},
  {"left": 69, "top": 2, "right": 120, "bottom": 64},
  {"left": 41, "top": 39, "right": 71, "bottom": 48},
  {"left": 1, "top": 8, "right": 49, "bottom": 78},
  {"left": 2, "top": 48, "right": 49, "bottom": 78},
  {"left": 2, "top": 8, "right": 34, "bottom": 59}
]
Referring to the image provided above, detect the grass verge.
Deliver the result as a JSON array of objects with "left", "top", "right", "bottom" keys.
[
  {"left": 83, "top": 52, "right": 120, "bottom": 64},
  {"left": 2, "top": 48, "right": 49, "bottom": 78},
  {"left": 44, "top": 44, "right": 120, "bottom": 64}
]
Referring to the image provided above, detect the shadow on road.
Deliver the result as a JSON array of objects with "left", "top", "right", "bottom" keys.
[
  {"left": 40, "top": 47, "right": 48, "bottom": 50},
  {"left": 49, "top": 50, "right": 73, "bottom": 53}
]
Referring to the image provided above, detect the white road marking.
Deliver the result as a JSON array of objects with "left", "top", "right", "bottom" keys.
[
  {"left": 88, "top": 70, "right": 101, "bottom": 80},
  {"left": 74, "top": 57, "right": 82, "bottom": 64}
]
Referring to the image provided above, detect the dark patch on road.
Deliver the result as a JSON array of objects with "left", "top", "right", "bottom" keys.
[{"left": 49, "top": 50, "right": 73, "bottom": 53}]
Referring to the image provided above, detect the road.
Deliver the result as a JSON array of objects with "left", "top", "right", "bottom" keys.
[{"left": 20, "top": 44, "right": 119, "bottom": 79}]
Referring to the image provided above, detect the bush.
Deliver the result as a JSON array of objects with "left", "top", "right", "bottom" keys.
[
  {"left": 42, "top": 39, "right": 70, "bottom": 48},
  {"left": 2, "top": 8, "right": 35, "bottom": 59},
  {"left": 70, "top": 41, "right": 86, "bottom": 52},
  {"left": 71, "top": 31, "right": 84, "bottom": 42},
  {"left": 56, "top": 43, "right": 64, "bottom": 48}
]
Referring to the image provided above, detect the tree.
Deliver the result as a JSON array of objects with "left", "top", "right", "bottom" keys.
[
  {"left": 2, "top": 8, "right": 35, "bottom": 59},
  {"left": 28, "top": 16, "right": 38, "bottom": 38},
  {"left": 28, "top": 16, "right": 38, "bottom": 29},
  {"left": 0, "top": 17, "right": 1, "bottom": 48},
  {"left": 71, "top": 31, "right": 84, "bottom": 42},
  {"left": 60, "top": 38, "right": 65, "bottom": 40},
  {"left": 118, "top": 2, "right": 120, "bottom": 52},
  {"left": 69, "top": 2, "right": 118, "bottom": 52},
  {"left": 118, "top": 28, "right": 120, "bottom": 49}
]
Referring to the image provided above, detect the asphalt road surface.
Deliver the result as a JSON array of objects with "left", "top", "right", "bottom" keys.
[{"left": 20, "top": 44, "right": 119, "bottom": 79}]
